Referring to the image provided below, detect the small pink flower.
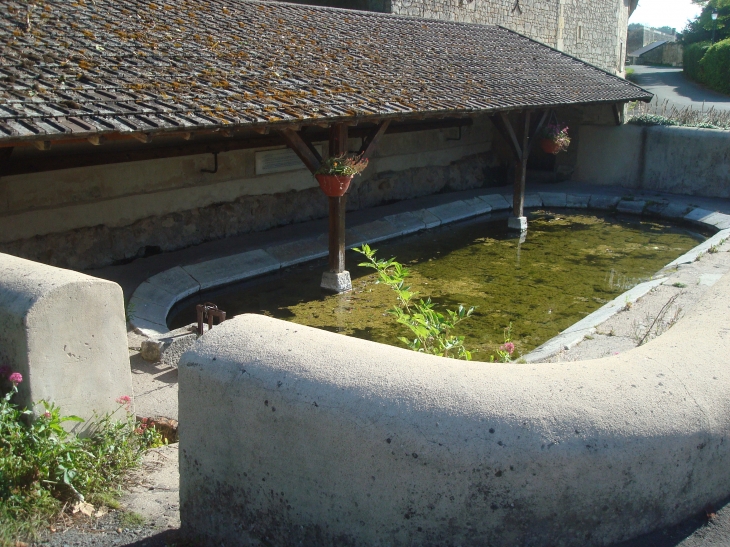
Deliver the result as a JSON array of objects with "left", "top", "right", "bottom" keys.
[
  {"left": 43, "top": 411, "right": 52, "bottom": 419},
  {"left": 116, "top": 395, "right": 131, "bottom": 405},
  {"left": 500, "top": 342, "right": 515, "bottom": 355},
  {"left": 8, "top": 372, "right": 22, "bottom": 385}
]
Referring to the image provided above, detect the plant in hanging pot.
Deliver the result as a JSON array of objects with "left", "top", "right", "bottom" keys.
[
  {"left": 315, "top": 153, "right": 369, "bottom": 197},
  {"left": 539, "top": 123, "right": 571, "bottom": 155}
]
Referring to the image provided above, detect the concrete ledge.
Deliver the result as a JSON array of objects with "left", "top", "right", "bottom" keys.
[
  {"left": 129, "top": 192, "right": 730, "bottom": 337},
  {"left": 523, "top": 277, "right": 666, "bottom": 362},
  {"left": 0, "top": 254, "right": 132, "bottom": 425},
  {"left": 179, "top": 269, "right": 730, "bottom": 546}
]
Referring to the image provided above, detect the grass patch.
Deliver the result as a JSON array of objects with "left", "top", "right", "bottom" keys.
[
  {"left": 119, "top": 511, "right": 146, "bottom": 527},
  {"left": 0, "top": 374, "right": 163, "bottom": 546},
  {"left": 672, "top": 282, "right": 687, "bottom": 288},
  {"left": 627, "top": 99, "right": 730, "bottom": 130}
]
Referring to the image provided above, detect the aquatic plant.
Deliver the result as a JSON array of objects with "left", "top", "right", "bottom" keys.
[{"left": 354, "top": 244, "right": 475, "bottom": 360}]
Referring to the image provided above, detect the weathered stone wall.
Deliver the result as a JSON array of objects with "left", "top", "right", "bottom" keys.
[
  {"left": 390, "top": 0, "right": 632, "bottom": 74},
  {"left": 0, "top": 118, "right": 497, "bottom": 270}
]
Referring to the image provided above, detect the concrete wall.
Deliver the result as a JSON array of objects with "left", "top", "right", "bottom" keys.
[
  {"left": 390, "top": 0, "right": 632, "bottom": 74},
  {"left": 0, "top": 254, "right": 132, "bottom": 426},
  {"left": 0, "top": 118, "right": 496, "bottom": 270},
  {"left": 573, "top": 124, "right": 730, "bottom": 197},
  {"left": 178, "top": 269, "right": 730, "bottom": 546}
]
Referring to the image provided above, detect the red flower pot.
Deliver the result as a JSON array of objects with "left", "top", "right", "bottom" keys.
[
  {"left": 315, "top": 174, "right": 353, "bottom": 197},
  {"left": 540, "top": 138, "right": 561, "bottom": 155}
]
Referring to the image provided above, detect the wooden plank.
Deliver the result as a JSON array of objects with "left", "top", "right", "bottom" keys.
[
  {"left": 358, "top": 119, "right": 390, "bottom": 159},
  {"left": 278, "top": 128, "right": 322, "bottom": 174},
  {"left": 0, "top": 146, "right": 13, "bottom": 161},
  {"left": 0, "top": 118, "right": 473, "bottom": 177}
]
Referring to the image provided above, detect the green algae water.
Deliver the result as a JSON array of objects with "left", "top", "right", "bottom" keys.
[{"left": 168, "top": 211, "right": 704, "bottom": 361}]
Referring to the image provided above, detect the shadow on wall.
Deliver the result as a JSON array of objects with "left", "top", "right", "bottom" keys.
[{"left": 0, "top": 152, "right": 501, "bottom": 272}]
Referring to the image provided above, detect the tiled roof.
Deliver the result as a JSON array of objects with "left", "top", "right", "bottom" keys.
[
  {"left": 0, "top": 0, "right": 652, "bottom": 143},
  {"left": 629, "top": 40, "right": 668, "bottom": 57}
]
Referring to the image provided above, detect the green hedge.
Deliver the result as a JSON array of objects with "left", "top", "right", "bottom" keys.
[
  {"left": 683, "top": 41, "right": 711, "bottom": 82},
  {"left": 700, "top": 38, "right": 730, "bottom": 94}
]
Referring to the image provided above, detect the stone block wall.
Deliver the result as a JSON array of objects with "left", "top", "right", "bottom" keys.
[
  {"left": 0, "top": 118, "right": 499, "bottom": 270},
  {"left": 390, "top": 0, "right": 632, "bottom": 74}
]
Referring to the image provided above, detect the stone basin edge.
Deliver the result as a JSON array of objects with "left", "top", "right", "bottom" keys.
[{"left": 128, "top": 191, "right": 730, "bottom": 339}]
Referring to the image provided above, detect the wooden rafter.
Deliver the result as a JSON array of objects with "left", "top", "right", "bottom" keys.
[
  {"left": 358, "top": 119, "right": 391, "bottom": 159},
  {"left": 278, "top": 128, "right": 322, "bottom": 174}
]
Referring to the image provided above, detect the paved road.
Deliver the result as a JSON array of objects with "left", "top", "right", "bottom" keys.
[{"left": 629, "top": 65, "right": 730, "bottom": 111}]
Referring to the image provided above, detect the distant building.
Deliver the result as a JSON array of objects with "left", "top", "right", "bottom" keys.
[
  {"left": 628, "top": 41, "right": 683, "bottom": 66},
  {"left": 627, "top": 25, "right": 676, "bottom": 56}
]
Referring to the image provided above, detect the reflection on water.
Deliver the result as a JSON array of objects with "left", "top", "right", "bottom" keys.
[{"left": 168, "top": 210, "right": 704, "bottom": 361}]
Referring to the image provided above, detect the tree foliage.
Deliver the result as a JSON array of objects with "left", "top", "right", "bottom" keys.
[{"left": 682, "top": 0, "right": 730, "bottom": 45}]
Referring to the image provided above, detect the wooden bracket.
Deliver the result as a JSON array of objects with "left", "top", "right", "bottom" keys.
[
  {"left": 278, "top": 128, "right": 322, "bottom": 174},
  {"left": 358, "top": 119, "right": 390, "bottom": 159}
]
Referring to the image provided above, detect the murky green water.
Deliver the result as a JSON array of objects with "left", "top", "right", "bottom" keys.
[{"left": 168, "top": 211, "right": 704, "bottom": 360}]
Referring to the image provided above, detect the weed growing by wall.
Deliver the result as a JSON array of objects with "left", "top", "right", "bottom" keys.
[{"left": 0, "top": 371, "right": 163, "bottom": 546}]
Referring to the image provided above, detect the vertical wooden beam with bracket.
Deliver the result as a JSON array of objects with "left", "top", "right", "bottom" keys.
[{"left": 327, "top": 122, "right": 348, "bottom": 278}]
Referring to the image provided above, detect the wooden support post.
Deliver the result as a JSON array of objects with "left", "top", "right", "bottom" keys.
[
  {"left": 513, "top": 110, "right": 531, "bottom": 219},
  {"left": 328, "top": 123, "right": 348, "bottom": 275}
]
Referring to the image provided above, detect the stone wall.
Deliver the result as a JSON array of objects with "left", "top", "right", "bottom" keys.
[
  {"left": 0, "top": 118, "right": 498, "bottom": 270},
  {"left": 573, "top": 124, "right": 730, "bottom": 197},
  {"left": 390, "top": 0, "right": 632, "bottom": 74}
]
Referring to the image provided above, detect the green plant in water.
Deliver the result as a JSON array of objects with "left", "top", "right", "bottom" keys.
[
  {"left": 354, "top": 244, "right": 475, "bottom": 360},
  {"left": 0, "top": 370, "right": 164, "bottom": 545}
]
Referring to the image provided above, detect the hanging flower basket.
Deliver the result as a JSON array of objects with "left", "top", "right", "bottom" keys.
[
  {"left": 315, "top": 174, "right": 353, "bottom": 197},
  {"left": 540, "top": 138, "right": 562, "bottom": 155},
  {"left": 539, "top": 123, "right": 571, "bottom": 155},
  {"left": 314, "top": 153, "right": 368, "bottom": 197}
]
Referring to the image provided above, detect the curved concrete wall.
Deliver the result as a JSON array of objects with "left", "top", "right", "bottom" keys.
[
  {"left": 178, "top": 270, "right": 730, "bottom": 546},
  {"left": 0, "top": 253, "right": 132, "bottom": 425}
]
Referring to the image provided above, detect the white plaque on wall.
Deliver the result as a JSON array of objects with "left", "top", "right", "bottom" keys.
[{"left": 255, "top": 145, "right": 324, "bottom": 175}]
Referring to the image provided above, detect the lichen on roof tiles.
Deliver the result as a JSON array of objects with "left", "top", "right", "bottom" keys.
[{"left": 0, "top": 0, "right": 651, "bottom": 141}]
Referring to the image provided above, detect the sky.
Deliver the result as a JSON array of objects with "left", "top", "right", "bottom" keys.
[{"left": 630, "top": 0, "right": 703, "bottom": 31}]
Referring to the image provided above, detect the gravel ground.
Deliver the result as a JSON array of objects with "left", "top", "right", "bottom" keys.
[{"left": 26, "top": 236, "right": 730, "bottom": 547}]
